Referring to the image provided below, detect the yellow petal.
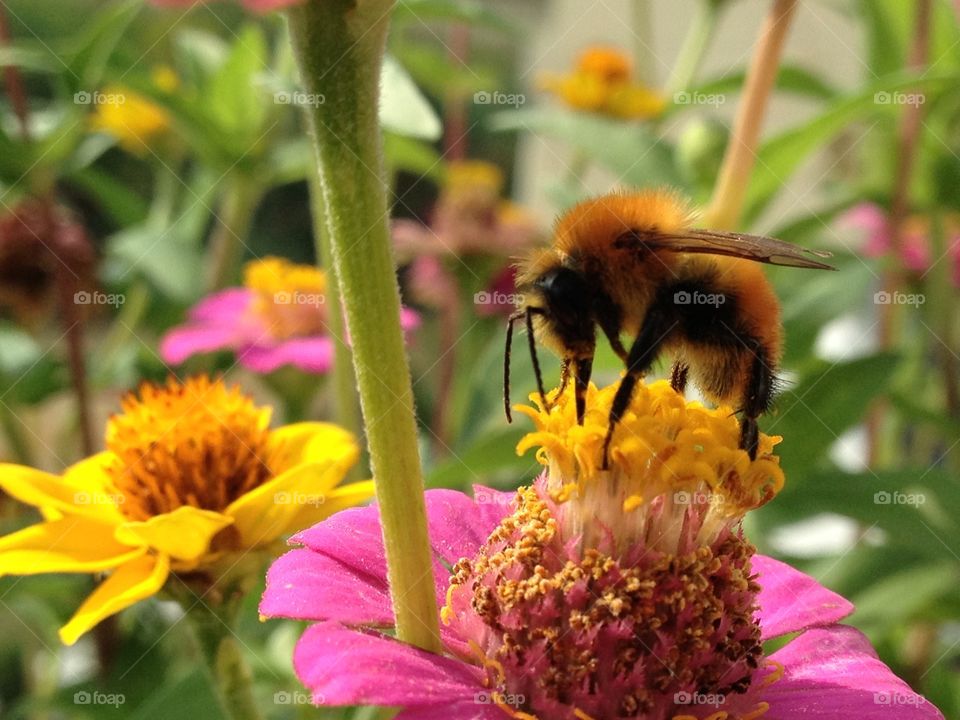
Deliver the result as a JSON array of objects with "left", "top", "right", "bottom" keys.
[
  {"left": 0, "top": 516, "right": 140, "bottom": 576},
  {"left": 225, "top": 422, "right": 359, "bottom": 547},
  {"left": 267, "top": 422, "right": 358, "bottom": 470},
  {"left": 59, "top": 553, "right": 169, "bottom": 646},
  {"left": 282, "top": 480, "right": 376, "bottom": 536},
  {"left": 115, "top": 506, "right": 233, "bottom": 562},
  {"left": 0, "top": 455, "right": 125, "bottom": 523}
]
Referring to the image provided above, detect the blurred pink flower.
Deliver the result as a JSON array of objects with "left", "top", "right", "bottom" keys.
[
  {"left": 844, "top": 202, "right": 960, "bottom": 283},
  {"left": 161, "top": 257, "right": 418, "bottom": 374}
]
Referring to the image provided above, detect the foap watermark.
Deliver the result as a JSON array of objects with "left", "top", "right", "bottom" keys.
[
  {"left": 874, "top": 91, "right": 925, "bottom": 107},
  {"left": 674, "top": 691, "right": 726, "bottom": 708},
  {"left": 74, "top": 491, "right": 125, "bottom": 507},
  {"left": 874, "top": 692, "right": 928, "bottom": 707},
  {"left": 874, "top": 490, "right": 925, "bottom": 507},
  {"left": 474, "top": 291, "right": 524, "bottom": 308},
  {"left": 274, "top": 91, "right": 326, "bottom": 107},
  {"left": 274, "top": 691, "right": 321, "bottom": 705},
  {"left": 274, "top": 491, "right": 326, "bottom": 507},
  {"left": 475, "top": 689, "right": 525, "bottom": 708},
  {"left": 74, "top": 90, "right": 125, "bottom": 106},
  {"left": 274, "top": 291, "right": 325, "bottom": 308},
  {"left": 674, "top": 290, "right": 725, "bottom": 307},
  {"left": 674, "top": 91, "right": 726, "bottom": 108},
  {"left": 75, "top": 290, "right": 125, "bottom": 307},
  {"left": 473, "top": 90, "right": 526, "bottom": 107},
  {"left": 74, "top": 691, "right": 125, "bottom": 707},
  {"left": 474, "top": 488, "right": 513, "bottom": 507},
  {"left": 873, "top": 290, "right": 925, "bottom": 307},
  {"left": 673, "top": 490, "right": 714, "bottom": 506}
]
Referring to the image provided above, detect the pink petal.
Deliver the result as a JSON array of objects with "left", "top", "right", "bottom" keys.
[
  {"left": 159, "top": 324, "right": 241, "bottom": 365},
  {"left": 260, "top": 548, "right": 392, "bottom": 626},
  {"left": 238, "top": 337, "right": 334, "bottom": 374},
  {"left": 293, "top": 622, "right": 486, "bottom": 708},
  {"left": 400, "top": 306, "right": 422, "bottom": 331},
  {"left": 764, "top": 626, "right": 943, "bottom": 719},
  {"left": 754, "top": 555, "right": 854, "bottom": 641},
  {"left": 395, "top": 703, "right": 504, "bottom": 720},
  {"left": 188, "top": 288, "right": 252, "bottom": 324},
  {"left": 426, "top": 488, "right": 511, "bottom": 566}
]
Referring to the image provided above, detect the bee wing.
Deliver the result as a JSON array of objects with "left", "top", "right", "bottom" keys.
[{"left": 632, "top": 228, "right": 836, "bottom": 270}]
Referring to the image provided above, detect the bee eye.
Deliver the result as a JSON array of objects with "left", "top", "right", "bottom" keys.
[{"left": 536, "top": 268, "right": 590, "bottom": 324}]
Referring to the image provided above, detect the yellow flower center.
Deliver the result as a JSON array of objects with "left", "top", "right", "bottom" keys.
[
  {"left": 90, "top": 85, "right": 170, "bottom": 154},
  {"left": 105, "top": 377, "right": 273, "bottom": 521},
  {"left": 243, "top": 256, "right": 329, "bottom": 339},
  {"left": 515, "top": 380, "right": 784, "bottom": 553}
]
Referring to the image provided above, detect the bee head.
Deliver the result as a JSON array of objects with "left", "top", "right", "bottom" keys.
[{"left": 526, "top": 265, "right": 596, "bottom": 356}]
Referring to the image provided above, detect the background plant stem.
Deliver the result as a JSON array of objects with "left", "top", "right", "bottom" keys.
[
  {"left": 705, "top": 0, "right": 798, "bottom": 229},
  {"left": 287, "top": 0, "right": 441, "bottom": 653},
  {"left": 666, "top": 0, "right": 723, "bottom": 94}
]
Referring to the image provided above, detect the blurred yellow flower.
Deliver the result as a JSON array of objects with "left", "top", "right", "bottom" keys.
[
  {"left": 0, "top": 376, "right": 370, "bottom": 644},
  {"left": 540, "top": 46, "right": 666, "bottom": 120},
  {"left": 90, "top": 84, "right": 171, "bottom": 154}
]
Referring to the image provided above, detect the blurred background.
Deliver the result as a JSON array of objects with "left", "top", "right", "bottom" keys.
[{"left": 1, "top": 0, "right": 959, "bottom": 717}]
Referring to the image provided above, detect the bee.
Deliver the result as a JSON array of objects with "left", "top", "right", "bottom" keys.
[{"left": 503, "top": 190, "right": 834, "bottom": 466}]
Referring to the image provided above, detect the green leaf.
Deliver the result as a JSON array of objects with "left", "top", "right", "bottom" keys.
[
  {"left": 206, "top": 25, "right": 269, "bottom": 139},
  {"left": 686, "top": 63, "right": 839, "bottom": 104},
  {"left": 851, "top": 562, "right": 959, "bottom": 628},
  {"left": 384, "top": 132, "right": 443, "bottom": 179},
  {"left": 743, "top": 72, "right": 959, "bottom": 224},
  {"left": 490, "top": 107, "right": 685, "bottom": 189},
  {"left": 105, "top": 221, "right": 204, "bottom": 301},
  {"left": 66, "top": 0, "right": 143, "bottom": 90},
  {"left": 426, "top": 426, "right": 529, "bottom": 490},
  {"left": 380, "top": 55, "right": 442, "bottom": 140},
  {"left": 769, "top": 353, "right": 899, "bottom": 476},
  {"left": 392, "top": 0, "right": 515, "bottom": 34}
]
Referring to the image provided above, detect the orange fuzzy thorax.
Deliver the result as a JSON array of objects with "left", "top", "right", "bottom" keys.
[{"left": 553, "top": 189, "right": 696, "bottom": 259}]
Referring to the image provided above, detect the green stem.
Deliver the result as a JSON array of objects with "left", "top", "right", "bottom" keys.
[
  {"left": 187, "top": 602, "right": 263, "bottom": 720},
  {"left": 307, "top": 164, "right": 364, "bottom": 474},
  {"left": 206, "top": 178, "right": 261, "bottom": 291},
  {"left": 286, "top": 0, "right": 441, "bottom": 653},
  {"left": 666, "top": 0, "right": 723, "bottom": 94}
]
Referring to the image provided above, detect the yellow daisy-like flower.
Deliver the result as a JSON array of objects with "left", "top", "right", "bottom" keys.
[
  {"left": 90, "top": 83, "right": 171, "bottom": 154},
  {"left": 0, "top": 375, "right": 371, "bottom": 645},
  {"left": 539, "top": 45, "right": 666, "bottom": 120}
]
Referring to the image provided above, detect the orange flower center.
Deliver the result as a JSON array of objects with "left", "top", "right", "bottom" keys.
[
  {"left": 243, "top": 257, "right": 329, "bottom": 340},
  {"left": 105, "top": 377, "right": 273, "bottom": 521}
]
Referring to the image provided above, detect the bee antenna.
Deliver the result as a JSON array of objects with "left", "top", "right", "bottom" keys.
[
  {"left": 525, "top": 307, "right": 550, "bottom": 411},
  {"left": 504, "top": 311, "right": 524, "bottom": 423}
]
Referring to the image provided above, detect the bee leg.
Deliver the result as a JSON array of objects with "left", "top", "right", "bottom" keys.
[
  {"left": 574, "top": 356, "right": 593, "bottom": 425},
  {"left": 670, "top": 362, "right": 689, "bottom": 394},
  {"left": 602, "top": 313, "right": 675, "bottom": 469},
  {"left": 739, "top": 343, "right": 775, "bottom": 460},
  {"left": 557, "top": 358, "right": 572, "bottom": 397}
]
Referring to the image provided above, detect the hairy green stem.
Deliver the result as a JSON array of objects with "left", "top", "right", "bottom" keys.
[
  {"left": 286, "top": 0, "right": 441, "bottom": 652},
  {"left": 307, "top": 164, "right": 364, "bottom": 474}
]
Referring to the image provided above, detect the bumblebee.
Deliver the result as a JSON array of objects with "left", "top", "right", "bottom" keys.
[{"left": 504, "top": 190, "right": 834, "bottom": 466}]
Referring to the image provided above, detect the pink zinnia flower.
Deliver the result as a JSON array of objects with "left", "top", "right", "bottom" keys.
[
  {"left": 161, "top": 256, "right": 419, "bottom": 374},
  {"left": 260, "top": 381, "right": 943, "bottom": 719},
  {"left": 151, "top": 0, "right": 299, "bottom": 13}
]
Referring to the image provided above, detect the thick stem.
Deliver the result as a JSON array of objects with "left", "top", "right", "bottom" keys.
[
  {"left": 666, "top": 0, "right": 723, "bottom": 94},
  {"left": 307, "top": 164, "right": 364, "bottom": 473},
  {"left": 187, "top": 603, "right": 263, "bottom": 720},
  {"left": 287, "top": 0, "right": 441, "bottom": 652},
  {"left": 705, "top": 0, "right": 798, "bottom": 229}
]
